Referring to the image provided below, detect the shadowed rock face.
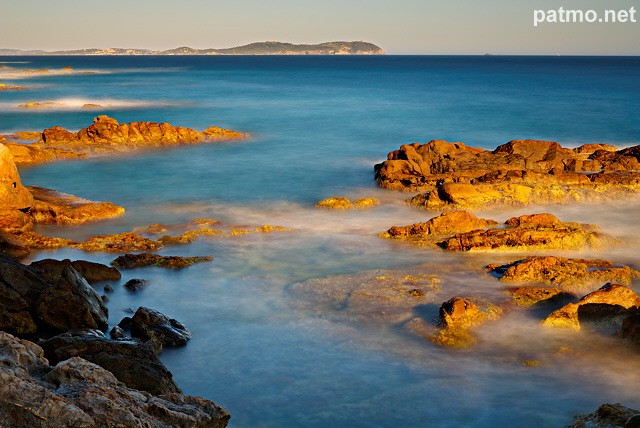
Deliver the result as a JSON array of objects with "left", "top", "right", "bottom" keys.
[
  {"left": 375, "top": 139, "right": 640, "bottom": 209},
  {"left": 0, "top": 144, "right": 34, "bottom": 230},
  {"left": 0, "top": 331, "right": 230, "bottom": 428}
]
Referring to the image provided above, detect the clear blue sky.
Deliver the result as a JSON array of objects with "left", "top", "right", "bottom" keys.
[{"left": 2, "top": 0, "right": 639, "bottom": 54}]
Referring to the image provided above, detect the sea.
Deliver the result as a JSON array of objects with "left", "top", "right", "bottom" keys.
[{"left": 1, "top": 55, "right": 640, "bottom": 427}]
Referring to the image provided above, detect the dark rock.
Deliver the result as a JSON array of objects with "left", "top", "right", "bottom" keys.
[
  {"left": 0, "top": 331, "right": 230, "bottom": 427},
  {"left": 123, "top": 278, "right": 149, "bottom": 292},
  {"left": 30, "top": 258, "right": 121, "bottom": 283},
  {"left": 130, "top": 306, "right": 192, "bottom": 347},
  {"left": 104, "top": 284, "right": 114, "bottom": 292},
  {"left": 568, "top": 403, "right": 640, "bottom": 428},
  {"left": 40, "top": 329, "right": 181, "bottom": 395},
  {"left": 118, "top": 316, "right": 132, "bottom": 330},
  {"left": 109, "top": 325, "right": 128, "bottom": 340},
  {"left": 111, "top": 252, "right": 213, "bottom": 269},
  {"left": 618, "top": 310, "right": 640, "bottom": 344}
]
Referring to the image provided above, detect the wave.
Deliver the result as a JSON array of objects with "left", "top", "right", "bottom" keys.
[{"left": 0, "top": 97, "right": 190, "bottom": 112}]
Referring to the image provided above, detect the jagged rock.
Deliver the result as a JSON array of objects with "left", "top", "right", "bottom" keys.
[
  {"left": 30, "top": 258, "right": 121, "bottom": 283},
  {"left": 130, "top": 307, "right": 192, "bottom": 347},
  {"left": 375, "top": 139, "right": 640, "bottom": 208},
  {"left": 379, "top": 210, "right": 498, "bottom": 245},
  {"left": 618, "top": 311, "right": 640, "bottom": 345},
  {"left": 35, "top": 265, "right": 108, "bottom": 333},
  {"left": 428, "top": 297, "right": 502, "bottom": 348},
  {"left": 26, "top": 185, "right": 125, "bottom": 225},
  {"left": 0, "top": 331, "right": 230, "bottom": 427},
  {"left": 0, "top": 255, "right": 107, "bottom": 336},
  {"left": 74, "top": 232, "right": 163, "bottom": 252},
  {"left": 486, "top": 256, "right": 640, "bottom": 288},
  {"left": 40, "top": 329, "right": 181, "bottom": 395},
  {"left": 111, "top": 252, "right": 213, "bottom": 269},
  {"left": 567, "top": 403, "right": 640, "bottom": 428},
  {"left": 202, "top": 126, "right": 249, "bottom": 141},
  {"left": 542, "top": 284, "right": 640, "bottom": 330},
  {"left": 0, "top": 144, "right": 34, "bottom": 230}
]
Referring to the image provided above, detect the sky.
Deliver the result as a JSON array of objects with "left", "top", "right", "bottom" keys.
[{"left": 1, "top": 0, "right": 639, "bottom": 55}]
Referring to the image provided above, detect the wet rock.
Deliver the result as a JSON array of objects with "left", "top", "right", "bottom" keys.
[
  {"left": 0, "top": 331, "right": 230, "bottom": 427},
  {"left": 130, "top": 306, "right": 192, "bottom": 347},
  {"left": 0, "top": 254, "right": 107, "bottom": 336},
  {"left": 3, "top": 141, "right": 86, "bottom": 166},
  {"left": 618, "top": 311, "right": 640, "bottom": 345},
  {"left": 0, "top": 144, "right": 34, "bottom": 230},
  {"left": 35, "top": 265, "right": 109, "bottom": 333},
  {"left": 74, "top": 232, "right": 163, "bottom": 252},
  {"left": 504, "top": 287, "right": 577, "bottom": 307},
  {"left": 104, "top": 284, "right": 114, "bottom": 292},
  {"left": 123, "top": 279, "right": 149, "bottom": 292},
  {"left": 428, "top": 297, "right": 502, "bottom": 348},
  {"left": 30, "top": 258, "right": 121, "bottom": 283},
  {"left": 541, "top": 284, "right": 640, "bottom": 330},
  {"left": 5, "top": 131, "right": 41, "bottom": 140},
  {"left": 39, "top": 115, "right": 248, "bottom": 158},
  {"left": 486, "top": 256, "right": 639, "bottom": 289},
  {"left": 0, "top": 229, "right": 31, "bottom": 258},
  {"left": 375, "top": 139, "right": 640, "bottom": 208},
  {"left": 0, "top": 83, "right": 28, "bottom": 90},
  {"left": 18, "top": 101, "right": 67, "bottom": 109},
  {"left": 289, "top": 270, "right": 440, "bottom": 322},
  {"left": 568, "top": 403, "right": 640, "bottom": 428},
  {"left": 315, "top": 197, "right": 353, "bottom": 209},
  {"left": 380, "top": 210, "right": 498, "bottom": 245},
  {"left": 109, "top": 325, "right": 128, "bottom": 340},
  {"left": 26, "top": 185, "right": 125, "bottom": 225},
  {"left": 111, "top": 252, "right": 213, "bottom": 269},
  {"left": 158, "top": 227, "right": 223, "bottom": 244},
  {"left": 40, "top": 329, "right": 181, "bottom": 395}
]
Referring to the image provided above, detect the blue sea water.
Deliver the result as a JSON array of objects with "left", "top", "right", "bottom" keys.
[{"left": 2, "top": 55, "right": 640, "bottom": 427}]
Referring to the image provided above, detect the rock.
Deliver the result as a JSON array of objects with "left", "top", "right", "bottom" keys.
[
  {"left": 202, "top": 126, "right": 250, "bottom": 141},
  {"left": 27, "top": 185, "right": 125, "bottom": 225},
  {"left": 3, "top": 141, "right": 86, "bottom": 166},
  {"left": 4, "top": 131, "right": 41, "bottom": 140},
  {"left": 0, "top": 331, "right": 230, "bottom": 427},
  {"left": 0, "top": 254, "right": 108, "bottom": 336},
  {"left": 109, "top": 325, "right": 128, "bottom": 340},
  {"left": 18, "top": 101, "right": 67, "bottom": 109},
  {"left": 0, "top": 83, "right": 28, "bottom": 90},
  {"left": 35, "top": 265, "right": 109, "bottom": 333},
  {"left": 440, "top": 213, "right": 618, "bottom": 252},
  {"left": 380, "top": 211, "right": 498, "bottom": 245},
  {"left": 104, "top": 284, "right": 114, "bottom": 292},
  {"left": 81, "top": 103, "right": 102, "bottom": 109},
  {"left": 0, "top": 229, "right": 31, "bottom": 258},
  {"left": 618, "top": 310, "right": 640, "bottom": 345},
  {"left": 0, "top": 144, "right": 34, "bottom": 230},
  {"left": 74, "top": 232, "right": 163, "bottom": 252},
  {"left": 315, "top": 197, "right": 353, "bottom": 209},
  {"left": 353, "top": 197, "right": 380, "bottom": 208},
  {"left": 504, "top": 287, "right": 577, "bottom": 307},
  {"left": 40, "top": 329, "right": 181, "bottom": 395},
  {"left": 111, "top": 252, "right": 213, "bottom": 269},
  {"left": 289, "top": 270, "right": 440, "bottom": 321},
  {"left": 130, "top": 306, "right": 192, "bottom": 347},
  {"left": 375, "top": 139, "right": 640, "bottom": 208},
  {"left": 30, "top": 258, "right": 121, "bottom": 283},
  {"left": 542, "top": 284, "right": 640, "bottom": 330},
  {"left": 123, "top": 278, "right": 149, "bottom": 292},
  {"left": 487, "top": 256, "right": 640, "bottom": 288},
  {"left": 567, "top": 403, "right": 640, "bottom": 428},
  {"left": 428, "top": 297, "right": 502, "bottom": 348},
  {"left": 39, "top": 116, "right": 248, "bottom": 157}
]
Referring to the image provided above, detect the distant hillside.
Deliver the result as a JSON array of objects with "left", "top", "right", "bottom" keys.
[{"left": 0, "top": 41, "right": 385, "bottom": 56}]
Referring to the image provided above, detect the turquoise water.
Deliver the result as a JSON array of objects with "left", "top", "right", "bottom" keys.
[{"left": 2, "top": 55, "right": 640, "bottom": 427}]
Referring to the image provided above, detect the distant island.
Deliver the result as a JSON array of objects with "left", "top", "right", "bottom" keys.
[{"left": 0, "top": 41, "right": 385, "bottom": 56}]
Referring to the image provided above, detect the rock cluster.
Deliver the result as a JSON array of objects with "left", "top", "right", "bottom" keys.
[
  {"left": 111, "top": 253, "right": 213, "bottom": 269},
  {"left": 374, "top": 139, "right": 640, "bottom": 209},
  {"left": 380, "top": 211, "right": 619, "bottom": 251}
]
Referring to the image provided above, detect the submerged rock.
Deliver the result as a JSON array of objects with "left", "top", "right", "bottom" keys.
[
  {"left": 123, "top": 279, "right": 150, "bottom": 292},
  {"left": 26, "top": 185, "right": 125, "bottom": 225},
  {"left": 111, "top": 252, "right": 213, "bottom": 269},
  {"left": 504, "top": 287, "right": 576, "bottom": 307},
  {"left": 486, "top": 256, "right": 640, "bottom": 289},
  {"left": 315, "top": 197, "right": 353, "bottom": 209},
  {"left": 0, "top": 83, "right": 28, "bottom": 90},
  {"left": 427, "top": 297, "right": 502, "bottom": 348},
  {"left": 541, "top": 284, "right": 640, "bottom": 330},
  {"left": 0, "top": 332, "right": 230, "bottom": 427}
]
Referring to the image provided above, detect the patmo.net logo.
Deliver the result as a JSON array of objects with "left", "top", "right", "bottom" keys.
[{"left": 534, "top": 7, "right": 637, "bottom": 26}]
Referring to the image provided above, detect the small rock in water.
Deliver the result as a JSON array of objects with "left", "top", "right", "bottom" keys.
[
  {"left": 104, "top": 284, "right": 114, "bottom": 292},
  {"left": 123, "top": 278, "right": 149, "bottom": 292}
]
